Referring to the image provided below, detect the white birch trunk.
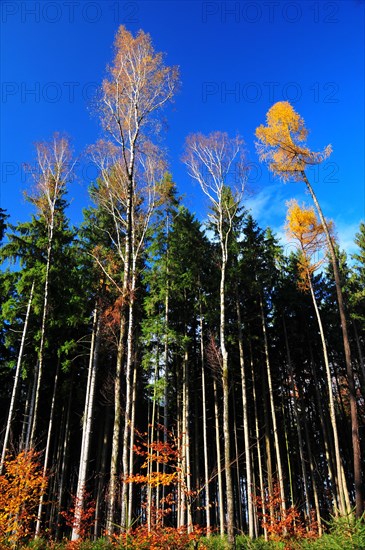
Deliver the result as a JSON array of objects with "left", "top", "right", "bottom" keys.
[
  {"left": 236, "top": 297, "right": 254, "bottom": 537},
  {"left": 30, "top": 223, "right": 54, "bottom": 448},
  {"left": 35, "top": 358, "right": 60, "bottom": 536},
  {"left": 199, "top": 313, "right": 211, "bottom": 535},
  {"left": 72, "top": 307, "right": 101, "bottom": 540},
  {"left": 0, "top": 280, "right": 34, "bottom": 474}
]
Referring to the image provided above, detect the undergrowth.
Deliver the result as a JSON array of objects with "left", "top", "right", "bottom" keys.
[{"left": 4, "top": 514, "right": 364, "bottom": 549}]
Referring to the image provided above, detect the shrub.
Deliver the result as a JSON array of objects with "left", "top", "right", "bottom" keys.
[{"left": 0, "top": 450, "right": 48, "bottom": 548}]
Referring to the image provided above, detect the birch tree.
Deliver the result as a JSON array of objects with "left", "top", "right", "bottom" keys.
[
  {"left": 183, "top": 132, "right": 247, "bottom": 546},
  {"left": 92, "top": 27, "right": 179, "bottom": 532},
  {"left": 24, "top": 135, "right": 74, "bottom": 447},
  {"left": 0, "top": 281, "right": 34, "bottom": 474}
]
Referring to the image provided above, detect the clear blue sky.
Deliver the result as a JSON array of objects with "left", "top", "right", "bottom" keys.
[{"left": 1, "top": 0, "right": 364, "bottom": 256}]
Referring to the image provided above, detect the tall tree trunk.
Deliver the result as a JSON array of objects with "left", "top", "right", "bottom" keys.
[
  {"left": 24, "top": 366, "right": 37, "bottom": 450},
  {"left": 259, "top": 295, "right": 286, "bottom": 518},
  {"left": 106, "top": 171, "right": 133, "bottom": 533},
  {"left": 353, "top": 321, "right": 365, "bottom": 394},
  {"left": 183, "top": 345, "right": 193, "bottom": 532},
  {"left": 282, "top": 397, "right": 294, "bottom": 508},
  {"left": 55, "top": 378, "right": 73, "bottom": 540},
  {"left": 35, "top": 357, "right": 60, "bottom": 536},
  {"left": 213, "top": 376, "right": 225, "bottom": 537},
  {"left": 307, "top": 270, "right": 348, "bottom": 515},
  {"left": 249, "top": 341, "right": 267, "bottom": 540},
  {"left": 94, "top": 408, "right": 111, "bottom": 539},
  {"left": 162, "top": 255, "right": 170, "bottom": 525},
  {"left": 120, "top": 294, "right": 135, "bottom": 529},
  {"left": 30, "top": 222, "right": 54, "bottom": 448},
  {"left": 236, "top": 297, "right": 254, "bottom": 537},
  {"left": 309, "top": 351, "right": 338, "bottom": 515},
  {"left": 302, "top": 170, "right": 363, "bottom": 517},
  {"left": 128, "top": 360, "right": 138, "bottom": 528},
  {"left": 1, "top": 281, "right": 34, "bottom": 474},
  {"left": 302, "top": 402, "right": 322, "bottom": 534},
  {"left": 220, "top": 256, "right": 234, "bottom": 545},
  {"left": 232, "top": 394, "right": 243, "bottom": 532},
  {"left": 147, "top": 354, "right": 159, "bottom": 532},
  {"left": 199, "top": 314, "right": 211, "bottom": 536},
  {"left": 20, "top": 383, "right": 32, "bottom": 452},
  {"left": 106, "top": 310, "right": 127, "bottom": 533},
  {"left": 283, "top": 317, "right": 311, "bottom": 522},
  {"left": 72, "top": 306, "right": 101, "bottom": 540}
]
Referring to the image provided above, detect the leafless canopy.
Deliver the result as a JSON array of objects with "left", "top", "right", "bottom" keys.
[
  {"left": 25, "top": 134, "right": 74, "bottom": 224},
  {"left": 183, "top": 131, "right": 247, "bottom": 241}
]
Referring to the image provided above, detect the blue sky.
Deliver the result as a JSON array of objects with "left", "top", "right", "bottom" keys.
[{"left": 1, "top": 0, "right": 364, "bottom": 256}]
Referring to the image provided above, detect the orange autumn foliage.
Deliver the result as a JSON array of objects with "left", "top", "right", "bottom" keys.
[
  {"left": 115, "top": 524, "right": 206, "bottom": 549},
  {"left": 256, "top": 101, "right": 332, "bottom": 181},
  {"left": 60, "top": 491, "right": 96, "bottom": 543},
  {"left": 124, "top": 427, "right": 180, "bottom": 494},
  {"left": 254, "top": 482, "right": 318, "bottom": 547},
  {"left": 124, "top": 425, "right": 197, "bottom": 528},
  {"left": 0, "top": 450, "right": 48, "bottom": 547},
  {"left": 100, "top": 26, "right": 179, "bottom": 142},
  {"left": 285, "top": 199, "right": 333, "bottom": 290}
]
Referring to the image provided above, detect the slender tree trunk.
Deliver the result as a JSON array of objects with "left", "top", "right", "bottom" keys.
[
  {"left": 353, "top": 321, "right": 365, "bottom": 394},
  {"left": 302, "top": 170, "right": 363, "bottom": 517},
  {"left": 249, "top": 343, "right": 267, "bottom": 540},
  {"left": 213, "top": 376, "right": 225, "bottom": 537},
  {"left": 262, "top": 365, "right": 274, "bottom": 526},
  {"left": 72, "top": 307, "right": 101, "bottom": 540},
  {"left": 236, "top": 297, "right": 254, "bottom": 537},
  {"left": 183, "top": 346, "right": 193, "bottom": 532},
  {"left": 194, "top": 375, "right": 202, "bottom": 528},
  {"left": 302, "top": 406, "right": 323, "bottom": 535},
  {"left": 176, "top": 371, "right": 183, "bottom": 529},
  {"left": 199, "top": 312, "right": 211, "bottom": 535},
  {"left": 162, "top": 257, "right": 170, "bottom": 525},
  {"left": 20, "top": 383, "right": 32, "bottom": 452},
  {"left": 128, "top": 360, "right": 138, "bottom": 528},
  {"left": 147, "top": 356, "right": 159, "bottom": 532},
  {"left": 260, "top": 295, "right": 286, "bottom": 518},
  {"left": 309, "top": 352, "right": 338, "bottom": 515},
  {"left": 106, "top": 312, "right": 126, "bottom": 533},
  {"left": 282, "top": 397, "right": 294, "bottom": 508},
  {"left": 283, "top": 317, "right": 311, "bottom": 522},
  {"left": 35, "top": 357, "right": 60, "bottom": 536},
  {"left": 220, "top": 255, "right": 234, "bottom": 546},
  {"left": 120, "top": 294, "right": 135, "bottom": 529},
  {"left": 307, "top": 271, "right": 348, "bottom": 515},
  {"left": 55, "top": 378, "right": 73, "bottom": 540},
  {"left": 106, "top": 173, "right": 133, "bottom": 533},
  {"left": 232, "top": 394, "right": 243, "bottom": 532},
  {"left": 94, "top": 409, "right": 111, "bottom": 539},
  {"left": 1, "top": 281, "right": 34, "bottom": 474},
  {"left": 30, "top": 222, "right": 54, "bottom": 448},
  {"left": 24, "top": 365, "right": 37, "bottom": 450}
]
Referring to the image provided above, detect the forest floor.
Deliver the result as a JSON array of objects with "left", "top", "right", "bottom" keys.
[{"left": 14, "top": 517, "right": 365, "bottom": 550}]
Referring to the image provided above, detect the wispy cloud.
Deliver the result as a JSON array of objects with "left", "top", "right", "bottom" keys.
[
  {"left": 245, "top": 184, "right": 285, "bottom": 225},
  {"left": 244, "top": 182, "right": 304, "bottom": 229}
]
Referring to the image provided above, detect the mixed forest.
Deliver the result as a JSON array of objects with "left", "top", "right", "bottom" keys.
[{"left": 0, "top": 26, "right": 364, "bottom": 549}]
